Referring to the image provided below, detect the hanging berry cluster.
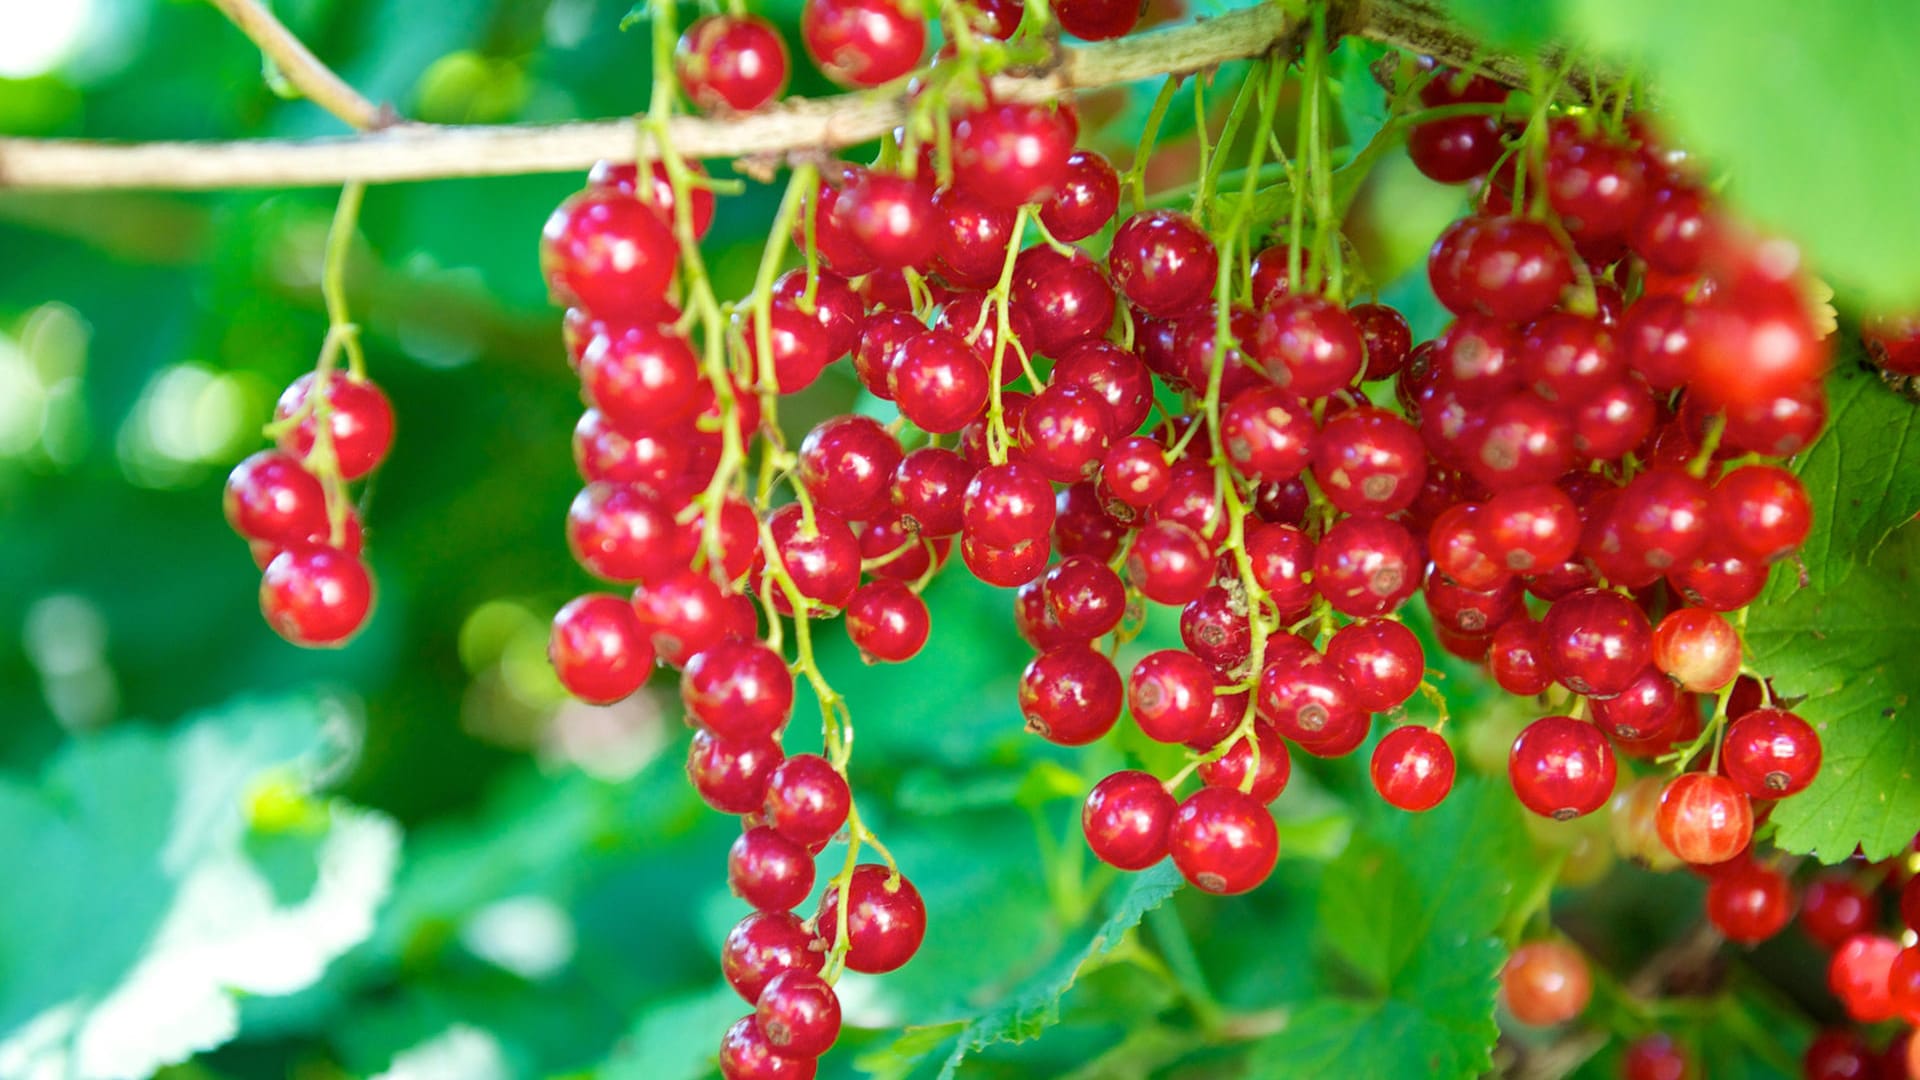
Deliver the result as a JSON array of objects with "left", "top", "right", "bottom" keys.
[
  {"left": 223, "top": 184, "right": 394, "bottom": 649},
  {"left": 219, "top": 0, "right": 1918, "bottom": 1070}
]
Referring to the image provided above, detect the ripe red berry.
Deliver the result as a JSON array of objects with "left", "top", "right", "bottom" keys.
[
  {"left": 260, "top": 545, "right": 373, "bottom": 647},
  {"left": 1500, "top": 940, "right": 1591, "bottom": 1026},
  {"left": 1829, "top": 934, "right": 1902, "bottom": 1023},
  {"left": 949, "top": 102, "right": 1079, "bottom": 210},
  {"left": 225, "top": 450, "right": 330, "bottom": 546},
  {"left": 798, "top": 415, "right": 904, "bottom": 519},
  {"left": 1706, "top": 859, "right": 1795, "bottom": 944},
  {"left": 1489, "top": 618, "right": 1553, "bottom": 696},
  {"left": 1654, "top": 772, "right": 1753, "bottom": 865},
  {"left": 963, "top": 461, "right": 1056, "bottom": 548},
  {"left": 1126, "top": 520, "right": 1212, "bottom": 605},
  {"left": 1545, "top": 131, "right": 1648, "bottom": 246},
  {"left": 1326, "top": 619, "right": 1423, "bottom": 712},
  {"left": 800, "top": 0, "right": 925, "bottom": 87},
  {"left": 1252, "top": 295, "right": 1366, "bottom": 399},
  {"left": 683, "top": 639, "right": 795, "bottom": 740},
  {"left": 1040, "top": 150, "right": 1121, "bottom": 241},
  {"left": 1199, "top": 720, "right": 1293, "bottom": 803},
  {"left": 1408, "top": 114, "right": 1505, "bottom": 183},
  {"left": 1540, "top": 588, "right": 1653, "bottom": 696},
  {"left": 689, "top": 729, "right": 784, "bottom": 814},
  {"left": 1721, "top": 707, "right": 1822, "bottom": 799},
  {"left": 550, "top": 593, "right": 653, "bottom": 703},
  {"left": 540, "top": 190, "right": 678, "bottom": 318},
  {"left": 1621, "top": 1034, "right": 1690, "bottom": 1080},
  {"left": 719, "top": 1014, "right": 817, "bottom": 1079},
  {"left": 1020, "top": 383, "right": 1113, "bottom": 483},
  {"left": 722, "top": 910, "right": 824, "bottom": 1004},
  {"left": 729, "top": 827, "right": 817, "bottom": 912},
  {"left": 1020, "top": 645, "right": 1123, "bottom": 745},
  {"left": 1802, "top": 1030, "right": 1876, "bottom": 1080},
  {"left": 1312, "top": 517, "right": 1421, "bottom": 618},
  {"left": 1256, "top": 651, "right": 1368, "bottom": 755},
  {"left": 755, "top": 969, "right": 841, "bottom": 1061},
  {"left": 1351, "top": 302, "right": 1413, "bottom": 381},
  {"left": 1107, "top": 210, "right": 1217, "bottom": 318},
  {"left": 844, "top": 580, "right": 931, "bottom": 663},
  {"left": 1311, "top": 407, "right": 1427, "bottom": 517},
  {"left": 1370, "top": 725, "right": 1455, "bottom": 811},
  {"left": 1453, "top": 216, "right": 1572, "bottom": 323},
  {"left": 1708, "top": 465, "right": 1811, "bottom": 562},
  {"left": 817, "top": 864, "right": 926, "bottom": 973},
  {"left": 1509, "top": 715, "right": 1616, "bottom": 820},
  {"left": 834, "top": 170, "right": 938, "bottom": 270},
  {"left": 932, "top": 186, "right": 1018, "bottom": 287},
  {"left": 1590, "top": 665, "right": 1682, "bottom": 743},
  {"left": 1801, "top": 876, "right": 1874, "bottom": 951},
  {"left": 889, "top": 446, "right": 975, "bottom": 536},
  {"left": 1168, "top": 787, "right": 1279, "bottom": 895},
  {"left": 567, "top": 482, "right": 688, "bottom": 584},
  {"left": 589, "top": 160, "right": 718, "bottom": 240},
  {"left": 1082, "top": 770, "right": 1176, "bottom": 869},
  {"left": 758, "top": 504, "right": 861, "bottom": 614},
  {"left": 1127, "top": 650, "right": 1217, "bottom": 744},
  {"left": 1244, "top": 522, "right": 1316, "bottom": 616},
  {"left": 1041, "top": 555, "right": 1125, "bottom": 639},
  {"left": 677, "top": 14, "right": 790, "bottom": 112},
  {"left": 764, "top": 754, "right": 851, "bottom": 847},
  {"left": 274, "top": 373, "right": 395, "bottom": 481},
  {"left": 890, "top": 330, "right": 990, "bottom": 433}
]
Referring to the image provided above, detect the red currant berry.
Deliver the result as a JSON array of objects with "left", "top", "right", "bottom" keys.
[
  {"left": 260, "top": 546, "right": 373, "bottom": 647},
  {"left": 1651, "top": 607, "right": 1742, "bottom": 692},
  {"left": 1352, "top": 302, "right": 1413, "bottom": 380},
  {"left": 800, "top": 0, "right": 925, "bottom": 87},
  {"left": 963, "top": 461, "right": 1056, "bottom": 549},
  {"left": 1107, "top": 210, "right": 1217, "bottom": 318},
  {"left": 1220, "top": 386, "right": 1316, "bottom": 482},
  {"left": 1020, "top": 383, "right": 1113, "bottom": 483},
  {"left": 1039, "top": 150, "right": 1121, "bottom": 241},
  {"left": 1311, "top": 406, "right": 1427, "bottom": 517},
  {"left": 1590, "top": 665, "right": 1682, "bottom": 743},
  {"left": 1042, "top": 555, "right": 1126, "bottom": 639},
  {"left": 798, "top": 415, "right": 904, "bottom": 519},
  {"left": 683, "top": 639, "right": 795, "bottom": 740},
  {"left": 1327, "top": 619, "right": 1424, "bottom": 712},
  {"left": 550, "top": 593, "right": 653, "bottom": 703},
  {"left": 588, "top": 159, "right": 718, "bottom": 240},
  {"left": 1257, "top": 651, "right": 1369, "bottom": 755},
  {"left": 274, "top": 374, "right": 395, "bottom": 481},
  {"left": 1655, "top": 771, "right": 1753, "bottom": 865},
  {"left": 730, "top": 826, "right": 817, "bottom": 912},
  {"left": 1467, "top": 392, "right": 1574, "bottom": 491},
  {"left": 581, "top": 325, "right": 703, "bottom": 435},
  {"left": 1540, "top": 588, "right": 1652, "bottom": 696},
  {"left": 1708, "top": 465, "right": 1811, "bottom": 562},
  {"left": 1244, "top": 522, "right": 1316, "bottom": 616},
  {"left": 1128, "top": 650, "right": 1216, "bottom": 744},
  {"left": 689, "top": 729, "right": 783, "bottom": 814},
  {"left": 225, "top": 450, "right": 329, "bottom": 546},
  {"left": 949, "top": 102, "right": 1079, "bottom": 209},
  {"left": 817, "top": 864, "right": 926, "bottom": 973},
  {"left": 1053, "top": 341, "right": 1153, "bottom": 435},
  {"left": 756, "top": 504, "right": 861, "bottom": 614},
  {"left": 1829, "top": 934, "right": 1902, "bottom": 1023},
  {"left": 1252, "top": 295, "right": 1365, "bottom": 399},
  {"left": 1721, "top": 707, "right": 1822, "bottom": 799},
  {"left": 890, "top": 445, "right": 975, "bottom": 536},
  {"left": 960, "top": 533, "right": 1048, "bottom": 587},
  {"left": 1020, "top": 645, "right": 1123, "bottom": 745},
  {"left": 1168, "top": 787, "right": 1279, "bottom": 895},
  {"left": 1408, "top": 114, "right": 1505, "bottom": 183},
  {"left": 764, "top": 754, "right": 851, "bottom": 847},
  {"left": 1428, "top": 502, "right": 1509, "bottom": 592},
  {"left": 1082, "top": 770, "right": 1176, "bottom": 869},
  {"left": 833, "top": 169, "right": 938, "bottom": 270},
  {"left": 540, "top": 190, "right": 678, "bottom": 318},
  {"left": 931, "top": 186, "right": 1018, "bottom": 288},
  {"left": 1802, "top": 1030, "right": 1876, "bottom": 1080},
  {"left": 677, "top": 14, "right": 790, "bottom": 112},
  {"left": 1509, "top": 715, "right": 1617, "bottom": 820},
  {"left": 1127, "top": 520, "right": 1213, "bottom": 605},
  {"left": 1521, "top": 311, "right": 1620, "bottom": 405},
  {"left": 719, "top": 1014, "right": 816, "bottom": 1080},
  {"left": 1054, "top": 0, "right": 1137, "bottom": 38},
  {"left": 1370, "top": 725, "right": 1456, "bottom": 812},
  {"left": 1489, "top": 617, "right": 1553, "bottom": 695},
  {"left": 1500, "top": 940, "right": 1591, "bottom": 1026},
  {"left": 723, "top": 910, "right": 823, "bottom": 1004},
  {"left": 845, "top": 580, "right": 931, "bottom": 663},
  {"left": 1705, "top": 859, "right": 1794, "bottom": 944},
  {"left": 1802, "top": 876, "right": 1875, "bottom": 951},
  {"left": 890, "top": 330, "right": 990, "bottom": 433},
  {"left": 1100, "top": 435, "right": 1172, "bottom": 509},
  {"left": 754, "top": 970, "right": 840, "bottom": 1060},
  {"left": 1455, "top": 216, "right": 1572, "bottom": 323},
  {"left": 1312, "top": 516, "right": 1421, "bottom": 618}
]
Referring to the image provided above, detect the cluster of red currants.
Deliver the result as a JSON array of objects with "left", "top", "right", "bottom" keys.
[
  {"left": 1491, "top": 848, "right": 1920, "bottom": 1075},
  {"left": 222, "top": 370, "right": 393, "bottom": 646}
]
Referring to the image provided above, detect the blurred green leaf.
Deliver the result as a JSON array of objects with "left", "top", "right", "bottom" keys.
[
  {"left": 1568, "top": 0, "right": 1920, "bottom": 309},
  {"left": 0, "top": 697, "right": 396, "bottom": 1080},
  {"left": 1434, "top": 0, "right": 1563, "bottom": 50}
]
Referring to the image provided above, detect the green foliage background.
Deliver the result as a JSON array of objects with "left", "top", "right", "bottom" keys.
[{"left": 1, "top": 0, "right": 1917, "bottom": 1077}]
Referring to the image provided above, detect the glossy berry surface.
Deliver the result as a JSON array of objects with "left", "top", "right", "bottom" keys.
[
  {"left": 718, "top": 1014, "right": 817, "bottom": 1079},
  {"left": 1721, "top": 708, "right": 1822, "bottom": 798},
  {"left": 800, "top": 0, "right": 925, "bottom": 87},
  {"left": 1168, "top": 786, "right": 1279, "bottom": 895},
  {"left": 763, "top": 754, "right": 851, "bottom": 847},
  {"left": 683, "top": 639, "right": 795, "bottom": 740},
  {"left": 260, "top": 546, "right": 373, "bottom": 647},
  {"left": 1501, "top": 940, "right": 1591, "bottom": 1026},
  {"left": 677, "top": 14, "right": 790, "bottom": 112},
  {"left": 1370, "top": 725, "right": 1456, "bottom": 811},
  {"left": 754, "top": 969, "right": 840, "bottom": 1060},
  {"left": 817, "top": 864, "right": 925, "bottom": 973},
  {"left": 550, "top": 593, "right": 653, "bottom": 703},
  {"left": 722, "top": 910, "right": 824, "bottom": 1003},
  {"left": 729, "top": 827, "right": 816, "bottom": 912},
  {"left": 1509, "top": 715, "right": 1616, "bottom": 820},
  {"left": 1082, "top": 770, "right": 1176, "bottom": 869},
  {"left": 274, "top": 374, "right": 395, "bottom": 481},
  {"left": 1655, "top": 772, "right": 1753, "bottom": 865}
]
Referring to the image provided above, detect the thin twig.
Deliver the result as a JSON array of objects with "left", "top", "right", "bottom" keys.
[
  {"left": 205, "top": 0, "right": 392, "bottom": 131},
  {"left": 0, "top": 0, "right": 1623, "bottom": 192}
]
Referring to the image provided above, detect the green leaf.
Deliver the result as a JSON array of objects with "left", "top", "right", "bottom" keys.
[
  {"left": 1744, "top": 361, "right": 1920, "bottom": 861},
  {"left": 934, "top": 863, "right": 1183, "bottom": 1078},
  {"left": 596, "top": 986, "right": 744, "bottom": 1080},
  {"left": 1567, "top": 0, "right": 1920, "bottom": 309},
  {"left": 1434, "top": 0, "right": 1563, "bottom": 50},
  {"left": 1248, "top": 778, "right": 1533, "bottom": 1079},
  {"left": 0, "top": 697, "right": 398, "bottom": 1079}
]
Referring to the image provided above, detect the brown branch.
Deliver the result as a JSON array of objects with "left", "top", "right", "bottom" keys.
[
  {"left": 0, "top": 0, "right": 1619, "bottom": 192},
  {"left": 206, "top": 0, "right": 390, "bottom": 131}
]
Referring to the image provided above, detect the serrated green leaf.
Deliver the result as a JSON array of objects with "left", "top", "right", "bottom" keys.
[
  {"left": 1748, "top": 524, "right": 1920, "bottom": 862},
  {"left": 1744, "top": 361, "right": 1920, "bottom": 861},
  {"left": 1248, "top": 778, "right": 1531, "bottom": 1079},
  {"left": 0, "top": 697, "right": 397, "bottom": 1080},
  {"left": 934, "top": 863, "right": 1183, "bottom": 1079},
  {"left": 1568, "top": 0, "right": 1920, "bottom": 309}
]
